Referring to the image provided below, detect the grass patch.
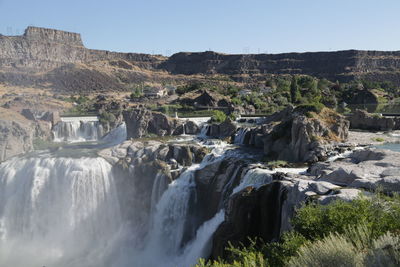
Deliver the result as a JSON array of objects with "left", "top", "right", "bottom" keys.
[{"left": 372, "top": 137, "right": 385, "bottom": 142}]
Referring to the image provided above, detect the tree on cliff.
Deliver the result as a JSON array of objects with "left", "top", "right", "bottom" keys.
[{"left": 290, "top": 76, "right": 301, "bottom": 103}]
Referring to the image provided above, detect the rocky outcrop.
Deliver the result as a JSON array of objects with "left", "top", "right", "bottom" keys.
[
  {"left": 123, "top": 108, "right": 184, "bottom": 138},
  {"left": 177, "top": 90, "right": 233, "bottom": 110},
  {"left": 24, "top": 26, "right": 83, "bottom": 46},
  {"left": 206, "top": 119, "right": 237, "bottom": 139},
  {"left": 0, "top": 108, "right": 54, "bottom": 162},
  {"left": 349, "top": 109, "right": 399, "bottom": 131},
  {"left": 238, "top": 106, "right": 350, "bottom": 163}
]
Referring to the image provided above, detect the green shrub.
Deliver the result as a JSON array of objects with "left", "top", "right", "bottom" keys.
[
  {"left": 291, "top": 196, "right": 400, "bottom": 241},
  {"left": 289, "top": 224, "right": 400, "bottom": 267},
  {"left": 289, "top": 230, "right": 364, "bottom": 267},
  {"left": 196, "top": 240, "right": 268, "bottom": 267},
  {"left": 294, "top": 103, "right": 325, "bottom": 115},
  {"left": 266, "top": 160, "right": 288, "bottom": 169},
  {"left": 130, "top": 87, "right": 143, "bottom": 99},
  {"left": 99, "top": 112, "right": 117, "bottom": 127},
  {"left": 211, "top": 110, "right": 227, "bottom": 123}
]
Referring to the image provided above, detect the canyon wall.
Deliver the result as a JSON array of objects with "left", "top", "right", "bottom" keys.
[
  {"left": 160, "top": 50, "right": 400, "bottom": 83},
  {"left": 2, "top": 26, "right": 400, "bottom": 91}
]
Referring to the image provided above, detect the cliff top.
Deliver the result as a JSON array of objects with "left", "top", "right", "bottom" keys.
[{"left": 23, "top": 26, "right": 84, "bottom": 47}]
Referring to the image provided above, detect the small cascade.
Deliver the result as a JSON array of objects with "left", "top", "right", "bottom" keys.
[
  {"left": 199, "top": 124, "right": 210, "bottom": 138},
  {"left": 182, "top": 122, "right": 187, "bottom": 136},
  {"left": 53, "top": 116, "right": 102, "bottom": 143},
  {"left": 101, "top": 123, "right": 127, "bottom": 145},
  {"left": 232, "top": 168, "right": 274, "bottom": 194},
  {"left": 150, "top": 172, "right": 169, "bottom": 214},
  {"left": 234, "top": 127, "right": 250, "bottom": 144}
]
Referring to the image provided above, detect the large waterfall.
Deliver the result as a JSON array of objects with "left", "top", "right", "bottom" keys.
[
  {"left": 0, "top": 155, "right": 122, "bottom": 267},
  {"left": 0, "top": 132, "right": 227, "bottom": 267}
]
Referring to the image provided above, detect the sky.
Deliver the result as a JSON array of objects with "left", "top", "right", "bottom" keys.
[{"left": 0, "top": 0, "right": 399, "bottom": 56}]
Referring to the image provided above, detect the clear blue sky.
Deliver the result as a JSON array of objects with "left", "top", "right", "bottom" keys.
[{"left": 0, "top": 0, "right": 399, "bottom": 55}]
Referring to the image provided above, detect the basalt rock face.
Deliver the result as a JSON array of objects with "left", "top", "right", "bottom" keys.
[{"left": 211, "top": 180, "right": 295, "bottom": 259}]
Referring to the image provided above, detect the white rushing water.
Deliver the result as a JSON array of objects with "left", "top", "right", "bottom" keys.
[
  {"left": 234, "top": 127, "right": 250, "bottom": 144},
  {"left": 0, "top": 156, "right": 122, "bottom": 267},
  {"left": 0, "top": 135, "right": 228, "bottom": 267},
  {"left": 53, "top": 116, "right": 103, "bottom": 143}
]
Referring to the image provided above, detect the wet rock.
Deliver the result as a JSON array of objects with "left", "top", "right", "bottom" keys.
[
  {"left": 208, "top": 119, "right": 237, "bottom": 138},
  {"left": 184, "top": 120, "right": 200, "bottom": 135}
]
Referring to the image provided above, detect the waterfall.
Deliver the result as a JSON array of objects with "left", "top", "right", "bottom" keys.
[
  {"left": 0, "top": 155, "right": 123, "bottom": 267},
  {"left": 0, "top": 139, "right": 229, "bottom": 267},
  {"left": 232, "top": 168, "right": 274, "bottom": 194},
  {"left": 134, "top": 147, "right": 228, "bottom": 267},
  {"left": 53, "top": 116, "right": 102, "bottom": 143},
  {"left": 199, "top": 124, "right": 210, "bottom": 138},
  {"left": 234, "top": 127, "right": 250, "bottom": 144}
]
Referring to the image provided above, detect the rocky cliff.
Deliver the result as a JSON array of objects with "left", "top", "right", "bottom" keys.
[
  {"left": 160, "top": 50, "right": 400, "bottom": 84},
  {"left": 2, "top": 26, "right": 400, "bottom": 92}
]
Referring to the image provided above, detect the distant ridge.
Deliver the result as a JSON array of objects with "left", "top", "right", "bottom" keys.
[{"left": 1, "top": 26, "right": 400, "bottom": 91}]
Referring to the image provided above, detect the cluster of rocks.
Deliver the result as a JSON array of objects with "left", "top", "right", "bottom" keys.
[
  {"left": 349, "top": 109, "right": 400, "bottom": 131},
  {"left": 123, "top": 108, "right": 200, "bottom": 138}
]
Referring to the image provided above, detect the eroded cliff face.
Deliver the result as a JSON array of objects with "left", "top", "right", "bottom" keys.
[
  {"left": 2, "top": 26, "right": 400, "bottom": 92},
  {"left": 0, "top": 26, "right": 164, "bottom": 71}
]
